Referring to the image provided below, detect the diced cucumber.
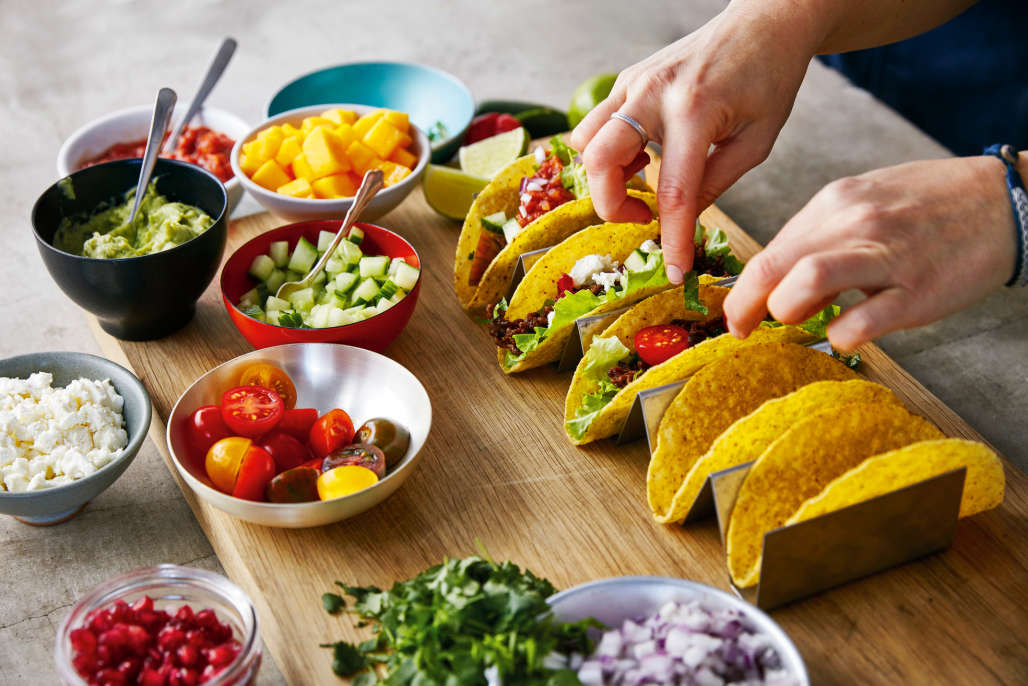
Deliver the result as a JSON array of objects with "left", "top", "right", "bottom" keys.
[
  {"left": 501, "top": 217, "right": 523, "bottom": 244},
  {"left": 287, "top": 236, "right": 319, "bottom": 273},
  {"left": 351, "top": 278, "right": 381, "bottom": 304},
  {"left": 242, "top": 304, "right": 265, "bottom": 320},
  {"left": 625, "top": 249, "right": 648, "bottom": 272},
  {"left": 334, "top": 271, "right": 358, "bottom": 294},
  {"left": 336, "top": 239, "right": 362, "bottom": 267},
  {"left": 374, "top": 298, "right": 395, "bottom": 314},
  {"left": 359, "top": 255, "right": 390, "bottom": 279},
  {"left": 325, "top": 256, "right": 346, "bottom": 275},
  {"left": 340, "top": 304, "right": 366, "bottom": 320},
  {"left": 317, "top": 230, "right": 337, "bottom": 253},
  {"left": 643, "top": 252, "right": 661, "bottom": 272},
  {"left": 286, "top": 270, "right": 304, "bottom": 282},
  {"left": 386, "top": 257, "right": 407, "bottom": 280},
  {"left": 317, "top": 290, "right": 336, "bottom": 306},
  {"left": 269, "top": 241, "right": 290, "bottom": 268},
  {"left": 265, "top": 269, "right": 286, "bottom": 294},
  {"left": 388, "top": 290, "right": 406, "bottom": 304},
  {"left": 248, "top": 254, "right": 276, "bottom": 281},
  {"left": 326, "top": 307, "right": 349, "bottom": 327},
  {"left": 288, "top": 287, "right": 315, "bottom": 312},
  {"left": 239, "top": 287, "right": 261, "bottom": 308},
  {"left": 265, "top": 295, "right": 291, "bottom": 312},
  {"left": 266, "top": 309, "right": 282, "bottom": 324},
  {"left": 347, "top": 226, "right": 364, "bottom": 245},
  {"left": 309, "top": 304, "right": 331, "bottom": 328},
  {"left": 313, "top": 270, "right": 327, "bottom": 286},
  {"left": 358, "top": 306, "right": 379, "bottom": 320},
  {"left": 393, "top": 262, "right": 420, "bottom": 290},
  {"left": 379, "top": 280, "right": 399, "bottom": 301},
  {"left": 481, "top": 211, "right": 507, "bottom": 233}
]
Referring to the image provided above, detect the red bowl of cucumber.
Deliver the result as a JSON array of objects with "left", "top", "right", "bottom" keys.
[{"left": 220, "top": 221, "right": 421, "bottom": 351}]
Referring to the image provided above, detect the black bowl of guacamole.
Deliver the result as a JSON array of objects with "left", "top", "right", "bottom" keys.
[{"left": 32, "top": 159, "right": 228, "bottom": 340}]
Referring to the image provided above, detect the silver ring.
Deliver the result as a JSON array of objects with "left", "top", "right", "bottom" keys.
[{"left": 610, "top": 111, "right": 649, "bottom": 146}]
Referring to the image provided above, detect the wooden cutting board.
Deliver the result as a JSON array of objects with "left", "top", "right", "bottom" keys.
[{"left": 87, "top": 185, "right": 1028, "bottom": 685}]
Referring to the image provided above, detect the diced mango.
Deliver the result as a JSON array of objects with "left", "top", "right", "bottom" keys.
[
  {"left": 251, "top": 159, "right": 292, "bottom": 191},
  {"left": 277, "top": 177, "right": 314, "bottom": 198},
  {"left": 302, "top": 127, "right": 351, "bottom": 179},
  {"left": 382, "top": 110, "right": 409, "bottom": 134},
  {"left": 345, "top": 139, "right": 380, "bottom": 175},
  {"left": 333, "top": 123, "right": 358, "bottom": 150},
  {"left": 363, "top": 119, "right": 406, "bottom": 159},
  {"left": 388, "top": 146, "right": 418, "bottom": 170},
  {"left": 275, "top": 136, "right": 303, "bottom": 167},
  {"left": 321, "top": 108, "right": 358, "bottom": 125},
  {"left": 353, "top": 111, "right": 385, "bottom": 138},
  {"left": 254, "top": 127, "right": 285, "bottom": 160},
  {"left": 239, "top": 151, "right": 262, "bottom": 176},
  {"left": 242, "top": 139, "right": 272, "bottom": 168},
  {"left": 292, "top": 153, "right": 316, "bottom": 181},
  {"left": 373, "top": 159, "right": 412, "bottom": 187},
  {"left": 312, "top": 173, "right": 360, "bottom": 199},
  {"left": 302, "top": 116, "right": 337, "bottom": 134},
  {"left": 280, "top": 122, "right": 302, "bottom": 138}
]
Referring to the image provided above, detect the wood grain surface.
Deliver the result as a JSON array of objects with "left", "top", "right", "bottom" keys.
[{"left": 87, "top": 189, "right": 1028, "bottom": 685}]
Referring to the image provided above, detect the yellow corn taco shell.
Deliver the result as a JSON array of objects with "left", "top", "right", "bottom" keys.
[
  {"left": 655, "top": 379, "right": 897, "bottom": 524},
  {"left": 726, "top": 402, "right": 945, "bottom": 588},
  {"left": 498, "top": 220, "right": 673, "bottom": 373},
  {"left": 453, "top": 152, "right": 653, "bottom": 314},
  {"left": 785, "top": 438, "right": 1004, "bottom": 525},
  {"left": 563, "top": 290, "right": 818, "bottom": 446},
  {"left": 646, "top": 344, "right": 859, "bottom": 522}
]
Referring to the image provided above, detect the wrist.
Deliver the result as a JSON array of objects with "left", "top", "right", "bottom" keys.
[
  {"left": 722, "top": 0, "right": 827, "bottom": 64},
  {"left": 981, "top": 147, "right": 1028, "bottom": 287}
]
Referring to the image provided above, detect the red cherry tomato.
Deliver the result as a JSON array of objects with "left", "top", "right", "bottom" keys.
[
  {"left": 231, "top": 445, "right": 276, "bottom": 501},
  {"left": 186, "top": 406, "right": 231, "bottom": 459},
  {"left": 238, "top": 363, "right": 297, "bottom": 410},
  {"left": 309, "top": 409, "right": 355, "bottom": 459},
  {"left": 220, "top": 386, "right": 284, "bottom": 437},
  {"left": 258, "top": 431, "right": 311, "bottom": 473},
  {"left": 634, "top": 324, "right": 691, "bottom": 366},
  {"left": 494, "top": 113, "right": 522, "bottom": 133},
  {"left": 556, "top": 273, "right": 575, "bottom": 299},
  {"left": 465, "top": 113, "right": 500, "bottom": 144},
  {"left": 276, "top": 408, "right": 319, "bottom": 441}
]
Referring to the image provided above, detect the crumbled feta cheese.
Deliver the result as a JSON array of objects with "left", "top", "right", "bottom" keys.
[
  {"left": 0, "top": 373, "right": 127, "bottom": 492},
  {"left": 569, "top": 254, "right": 618, "bottom": 287},
  {"left": 592, "top": 269, "right": 625, "bottom": 293},
  {"left": 547, "top": 309, "right": 556, "bottom": 327},
  {"left": 639, "top": 239, "right": 661, "bottom": 254}
]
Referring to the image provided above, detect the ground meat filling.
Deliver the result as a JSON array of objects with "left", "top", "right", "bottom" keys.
[
  {"left": 487, "top": 303, "right": 554, "bottom": 355},
  {"left": 692, "top": 241, "right": 732, "bottom": 277},
  {"left": 606, "top": 318, "right": 728, "bottom": 389}
]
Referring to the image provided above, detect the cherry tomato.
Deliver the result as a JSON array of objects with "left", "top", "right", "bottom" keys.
[
  {"left": 205, "top": 436, "right": 252, "bottom": 493},
  {"left": 238, "top": 363, "right": 297, "bottom": 410},
  {"left": 258, "top": 431, "right": 311, "bottom": 473},
  {"left": 232, "top": 446, "right": 276, "bottom": 501},
  {"left": 316, "top": 465, "right": 378, "bottom": 501},
  {"left": 634, "top": 324, "right": 691, "bottom": 366},
  {"left": 265, "top": 466, "right": 320, "bottom": 503},
  {"left": 186, "top": 406, "right": 231, "bottom": 460},
  {"left": 220, "top": 386, "right": 284, "bottom": 437},
  {"left": 355, "top": 419, "right": 410, "bottom": 469},
  {"left": 494, "top": 113, "right": 522, "bottom": 134},
  {"left": 465, "top": 113, "right": 523, "bottom": 145},
  {"left": 276, "top": 408, "right": 319, "bottom": 441},
  {"left": 309, "top": 409, "right": 355, "bottom": 459},
  {"left": 322, "top": 443, "right": 386, "bottom": 478}
]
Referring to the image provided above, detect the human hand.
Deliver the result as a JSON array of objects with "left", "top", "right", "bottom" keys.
[
  {"left": 723, "top": 156, "right": 1019, "bottom": 351},
  {"left": 569, "top": 3, "right": 816, "bottom": 283}
]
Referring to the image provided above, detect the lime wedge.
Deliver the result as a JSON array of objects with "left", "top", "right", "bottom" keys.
[
  {"left": 458, "top": 127, "right": 529, "bottom": 179},
  {"left": 422, "top": 165, "right": 490, "bottom": 220}
]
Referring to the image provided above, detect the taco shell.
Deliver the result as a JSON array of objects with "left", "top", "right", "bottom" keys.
[
  {"left": 453, "top": 152, "right": 654, "bottom": 314},
  {"left": 654, "top": 379, "right": 898, "bottom": 524},
  {"left": 646, "top": 344, "right": 860, "bottom": 522},
  {"left": 725, "top": 401, "right": 946, "bottom": 588}
]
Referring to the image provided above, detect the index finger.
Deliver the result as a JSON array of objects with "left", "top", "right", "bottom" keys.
[
  {"left": 655, "top": 112, "right": 712, "bottom": 281},
  {"left": 569, "top": 89, "right": 625, "bottom": 151},
  {"left": 582, "top": 116, "right": 656, "bottom": 223}
]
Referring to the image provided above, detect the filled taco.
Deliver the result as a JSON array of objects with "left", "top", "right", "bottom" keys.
[
  {"left": 562, "top": 287, "right": 834, "bottom": 445},
  {"left": 453, "top": 137, "right": 651, "bottom": 314},
  {"left": 488, "top": 221, "right": 744, "bottom": 373}
]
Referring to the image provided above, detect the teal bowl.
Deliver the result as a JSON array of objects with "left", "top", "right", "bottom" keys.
[{"left": 266, "top": 61, "right": 474, "bottom": 163}]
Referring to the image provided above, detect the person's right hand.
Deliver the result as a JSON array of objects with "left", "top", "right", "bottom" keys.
[{"left": 569, "top": 3, "right": 818, "bottom": 283}]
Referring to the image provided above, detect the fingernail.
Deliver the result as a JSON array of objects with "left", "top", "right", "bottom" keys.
[{"left": 667, "top": 265, "right": 683, "bottom": 284}]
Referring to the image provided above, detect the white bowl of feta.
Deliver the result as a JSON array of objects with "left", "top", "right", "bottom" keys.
[{"left": 0, "top": 352, "right": 151, "bottom": 525}]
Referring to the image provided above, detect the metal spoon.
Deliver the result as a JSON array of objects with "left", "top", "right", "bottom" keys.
[
  {"left": 276, "top": 169, "right": 385, "bottom": 302},
  {"left": 124, "top": 87, "right": 177, "bottom": 227},
  {"left": 164, "top": 37, "right": 237, "bottom": 153}
]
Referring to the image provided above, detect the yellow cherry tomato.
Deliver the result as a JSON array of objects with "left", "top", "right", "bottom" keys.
[
  {"left": 316, "top": 465, "right": 379, "bottom": 501},
  {"left": 238, "top": 363, "right": 297, "bottom": 410},
  {"left": 205, "top": 436, "right": 252, "bottom": 493}
]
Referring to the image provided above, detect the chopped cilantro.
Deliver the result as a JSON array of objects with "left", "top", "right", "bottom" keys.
[
  {"left": 277, "top": 311, "right": 310, "bottom": 329},
  {"left": 321, "top": 592, "right": 345, "bottom": 614},
  {"left": 835, "top": 351, "right": 861, "bottom": 369},
  {"left": 427, "top": 120, "right": 449, "bottom": 142}
]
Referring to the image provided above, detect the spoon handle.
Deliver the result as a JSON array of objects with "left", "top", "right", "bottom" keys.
[
  {"left": 128, "top": 87, "right": 177, "bottom": 224},
  {"left": 164, "top": 37, "right": 237, "bottom": 153},
  {"left": 305, "top": 170, "right": 385, "bottom": 281}
]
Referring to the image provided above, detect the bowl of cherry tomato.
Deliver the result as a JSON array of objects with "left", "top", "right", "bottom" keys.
[{"left": 165, "top": 343, "right": 430, "bottom": 527}]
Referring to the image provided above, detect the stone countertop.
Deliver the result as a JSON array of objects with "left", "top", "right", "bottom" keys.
[{"left": 1, "top": 1, "right": 1024, "bottom": 684}]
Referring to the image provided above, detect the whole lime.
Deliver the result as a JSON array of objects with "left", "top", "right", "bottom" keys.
[{"left": 568, "top": 73, "right": 618, "bottom": 128}]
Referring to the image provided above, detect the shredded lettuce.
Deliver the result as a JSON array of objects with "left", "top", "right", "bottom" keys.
[
  {"left": 760, "top": 304, "right": 841, "bottom": 338},
  {"left": 622, "top": 252, "right": 668, "bottom": 293},
  {"left": 682, "top": 271, "right": 706, "bottom": 316},
  {"left": 702, "top": 226, "right": 745, "bottom": 275},
  {"left": 566, "top": 337, "right": 632, "bottom": 440},
  {"left": 549, "top": 136, "right": 577, "bottom": 166}
]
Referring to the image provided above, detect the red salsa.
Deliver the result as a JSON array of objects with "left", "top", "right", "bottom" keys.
[
  {"left": 79, "top": 126, "right": 235, "bottom": 182},
  {"left": 516, "top": 155, "right": 575, "bottom": 227}
]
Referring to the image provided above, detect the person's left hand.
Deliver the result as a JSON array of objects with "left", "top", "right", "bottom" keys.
[{"left": 723, "top": 155, "right": 1018, "bottom": 351}]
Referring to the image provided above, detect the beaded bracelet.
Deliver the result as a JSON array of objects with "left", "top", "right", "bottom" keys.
[{"left": 984, "top": 144, "right": 1028, "bottom": 287}]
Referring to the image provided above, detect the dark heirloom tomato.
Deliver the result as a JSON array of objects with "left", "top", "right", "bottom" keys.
[
  {"left": 309, "top": 409, "right": 355, "bottom": 459},
  {"left": 322, "top": 443, "right": 386, "bottom": 478},
  {"left": 635, "top": 324, "right": 691, "bottom": 366},
  {"left": 276, "top": 407, "right": 319, "bottom": 441},
  {"left": 265, "top": 466, "right": 320, "bottom": 503},
  {"left": 221, "top": 385, "right": 284, "bottom": 437},
  {"left": 259, "top": 431, "right": 311, "bottom": 473},
  {"left": 355, "top": 419, "right": 411, "bottom": 469},
  {"left": 186, "top": 405, "right": 231, "bottom": 459},
  {"left": 232, "top": 446, "right": 276, "bottom": 501},
  {"left": 238, "top": 363, "right": 298, "bottom": 410}
]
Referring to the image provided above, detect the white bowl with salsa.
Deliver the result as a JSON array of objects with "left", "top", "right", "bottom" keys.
[{"left": 57, "top": 104, "right": 249, "bottom": 214}]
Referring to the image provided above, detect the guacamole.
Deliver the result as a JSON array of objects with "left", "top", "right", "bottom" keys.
[{"left": 54, "top": 180, "right": 213, "bottom": 258}]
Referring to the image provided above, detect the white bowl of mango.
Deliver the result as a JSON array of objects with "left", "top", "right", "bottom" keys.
[{"left": 230, "top": 103, "right": 430, "bottom": 222}]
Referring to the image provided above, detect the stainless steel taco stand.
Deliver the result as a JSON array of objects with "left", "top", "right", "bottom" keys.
[{"left": 506, "top": 246, "right": 550, "bottom": 296}]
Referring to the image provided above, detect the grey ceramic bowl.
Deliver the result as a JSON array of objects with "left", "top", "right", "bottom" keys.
[
  {"left": 548, "top": 576, "right": 809, "bottom": 684},
  {"left": 0, "top": 352, "right": 151, "bottom": 525}
]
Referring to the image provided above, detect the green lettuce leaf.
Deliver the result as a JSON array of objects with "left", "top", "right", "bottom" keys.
[
  {"left": 622, "top": 252, "right": 669, "bottom": 293},
  {"left": 760, "top": 304, "right": 841, "bottom": 338},
  {"left": 682, "top": 271, "right": 706, "bottom": 316},
  {"left": 549, "top": 136, "right": 578, "bottom": 166},
  {"left": 566, "top": 337, "right": 632, "bottom": 440},
  {"left": 503, "top": 289, "right": 609, "bottom": 368},
  {"left": 702, "top": 226, "right": 745, "bottom": 275}
]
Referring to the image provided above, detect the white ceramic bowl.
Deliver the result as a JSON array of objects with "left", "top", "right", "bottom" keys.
[
  {"left": 229, "top": 104, "right": 430, "bottom": 223},
  {"left": 548, "top": 576, "right": 810, "bottom": 684},
  {"left": 166, "top": 343, "right": 431, "bottom": 528},
  {"left": 56, "top": 104, "right": 249, "bottom": 214}
]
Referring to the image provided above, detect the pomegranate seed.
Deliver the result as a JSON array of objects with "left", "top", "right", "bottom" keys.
[
  {"left": 95, "top": 668, "right": 126, "bottom": 686},
  {"left": 132, "top": 596, "right": 154, "bottom": 614},
  {"left": 97, "top": 644, "right": 113, "bottom": 665},
  {"left": 72, "top": 653, "right": 96, "bottom": 677},
  {"left": 158, "top": 627, "right": 187, "bottom": 652},
  {"left": 178, "top": 668, "right": 199, "bottom": 686},
  {"left": 139, "top": 667, "right": 166, "bottom": 686},
  {"left": 126, "top": 624, "right": 151, "bottom": 655},
  {"left": 186, "top": 629, "right": 207, "bottom": 649},
  {"left": 194, "top": 609, "right": 218, "bottom": 629},
  {"left": 117, "top": 657, "right": 141, "bottom": 678},
  {"left": 70, "top": 627, "right": 98, "bottom": 655},
  {"left": 88, "top": 609, "right": 114, "bottom": 633},
  {"left": 199, "top": 664, "right": 224, "bottom": 684},
  {"left": 205, "top": 641, "right": 239, "bottom": 668},
  {"left": 176, "top": 644, "right": 200, "bottom": 668},
  {"left": 174, "top": 606, "right": 194, "bottom": 624},
  {"left": 111, "top": 600, "right": 132, "bottom": 623}
]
